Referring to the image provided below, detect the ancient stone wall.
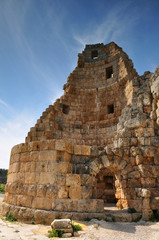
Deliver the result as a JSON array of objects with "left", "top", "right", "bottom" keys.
[
  {"left": 2, "top": 42, "right": 159, "bottom": 223},
  {"left": 26, "top": 42, "right": 137, "bottom": 147}
]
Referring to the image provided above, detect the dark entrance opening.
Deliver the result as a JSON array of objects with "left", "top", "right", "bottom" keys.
[
  {"left": 95, "top": 168, "right": 117, "bottom": 204},
  {"left": 107, "top": 104, "right": 114, "bottom": 114},
  {"left": 106, "top": 66, "right": 113, "bottom": 79},
  {"left": 91, "top": 50, "right": 98, "bottom": 60}
]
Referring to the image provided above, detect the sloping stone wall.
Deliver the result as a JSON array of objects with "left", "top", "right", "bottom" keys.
[{"left": 3, "top": 42, "right": 159, "bottom": 222}]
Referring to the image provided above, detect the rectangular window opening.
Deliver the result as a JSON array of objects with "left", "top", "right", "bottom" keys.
[
  {"left": 62, "top": 104, "right": 70, "bottom": 114},
  {"left": 91, "top": 50, "right": 98, "bottom": 60},
  {"left": 107, "top": 104, "right": 114, "bottom": 114},
  {"left": 106, "top": 66, "right": 113, "bottom": 79}
]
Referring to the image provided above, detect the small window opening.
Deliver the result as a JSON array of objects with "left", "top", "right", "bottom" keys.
[
  {"left": 106, "top": 66, "right": 113, "bottom": 79},
  {"left": 62, "top": 104, "right": 69, "bottom": 114},
  {"left": 107, "top": 104, "right": 114, "bottom": 114},
  {"left": 91, "top": 50, "right": 98, "bottom": 60}
]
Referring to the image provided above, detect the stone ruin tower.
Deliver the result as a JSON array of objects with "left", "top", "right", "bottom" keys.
[{"left": 2, "top": 42, "right": 159, "bottom": 223}]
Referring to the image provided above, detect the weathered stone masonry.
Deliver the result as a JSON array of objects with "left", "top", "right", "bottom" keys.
[{"left": 1, "top": 42, "right": 159, "bottom": 223}]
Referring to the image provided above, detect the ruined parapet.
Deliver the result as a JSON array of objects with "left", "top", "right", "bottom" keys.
[{"left": 3, "top": 42, "right": 159, "bottom": 223}]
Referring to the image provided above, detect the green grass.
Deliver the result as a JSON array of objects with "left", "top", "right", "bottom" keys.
[
  {"left": 48, "top": 228, "right": 64, "bottom": 238},
  {"left": 6, "top": 212, "right": 17, "bottom": 222},
  {"left": 0, "top": 184, "right": 5, "bottom": 193},
  {"left": 72, "top": 223, "right": 82, "bottom": 232}
]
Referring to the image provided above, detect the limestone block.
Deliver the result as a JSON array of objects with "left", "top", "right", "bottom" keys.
[
  {"left": 101, "top": 155, "right": 110, "bottom": 167},
  {"left": 66, "top": 174, "right": 81, "bottom": 186},
  {"left": 37, "top": 185, "right": 47, "bottom": 197},
  {"left": 81, "top": 186, "right": 93, "bottom": 199},
  {"left": 154, "top": 156, "right": 159, "bottom": 165},
  {"left": 128, "top": 200, "right": 142, "bottom": 212},
  {"left": 81, "top": 145, "right": 91, "bottom": 155},
  {"left": 150, "top": 197, "right": 159, "bottom": 209},
  {"left": 58, "top": 186, "right": 68, "bottom": 199},
  {"left": 20, "top": 152, "right": 30, "bottom": 162},
  {"left": 51, "top": 219, "right": 72, "bottom": 229},
  {"left": 55, "top": 140, "right": 66, "bottom": 151},
  {"left": 69, "top": 186, "right": 81, "bottom": 199},
  {"left": 74, "top": 145, "right": 82, "bottom": 155},
  {"left": 142, "top": 146, "right": 155, "bottom": 157},
  {"left": 49, "top": 139, "right": 55, "bottom": 149},
  {"left": 28, "top": 141, "right": 40, "bottom": 151},
  {"left": 11, "top": 144, "right": 22, "bottom": 155},
  {"left": 32, "top": 197, "right": 52, "bottom": 210},
  {"left": 39, "top": 141, "right": 49, "bottom": 151},
  {"left": 30, "top": 151, "right": 39, "bottom": 161},
  {"left": 81, "top": 174, "right": 96, "bottom": 186},
  {"left": 39, "top": 150, "right": 56, "bottom": 161},
  {"left": 17, "top": 195, "right": 32, "bottom": 208},
  {"left": 141, "top": 177, "right": 156, "bottom": 187},
  {"left": 128, "top": 179, "right": 141, "bottom": 188},
  {"left": 78, "top": 199, "right": 104, "bottom": 213},
  {"left": 142, "top": 198, "right": 150, "bottom": 211},
  {"left": 152, "top": 166, "right": 159, "bottom": 177},
  {"left": 46, "top": 185, "right": 58, "bottom": 198},
  {"left": 54, "top": 173, "right": 66, "bottom": 186},
  {"left": 27, "top": 184, "right": 37, "bottom": 197},
  {"left": 25, "top": 162, "right": 36, "bottom": 172},
  {"left": 12, "top": 153, "right": 20, "bottom": 163},
  {"left": 57, "top": 162, "right": 72, "bottom": 174},
  {"left": 25, "top": 173, "right": 35, "bottom": 184},
  {"left": 64, "top": 152, "right": 71, "bottom": 162},
  {"left": 128, "top": 171, "right": 140, "bottom": 179},
  {"left": 142, "top": 210, "right": 153, "bottom": 221},
  {"left": 62, "top": 233, "right": 72, "bottom": 238},
  {"left": 138, "top": 165, "right": 153, "bottom": 178},
  {"left": 11, "top": 162, "right": 20, "bottom": 173},
  {"left": 21, "top": 143, "right": 28, "bottom": 152},
  {"left": 65, "top": 142, "right": 73, "bottom": 154},
  {"left": 149, "top": 188, "right": 159, "bottom": 197}
]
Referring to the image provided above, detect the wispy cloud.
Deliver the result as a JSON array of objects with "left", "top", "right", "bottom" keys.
[
  {"left": 0, "top": 98, "right": 36, "bottom": 169},
  {"left": 0, "top": 99, "right": 9, "bottom": 108},
  {"left": 0, "top": 110, "right": 36, "bottom": 169},
  {"left": 73, "top": 1, "right": 139, "bottom": 51}
]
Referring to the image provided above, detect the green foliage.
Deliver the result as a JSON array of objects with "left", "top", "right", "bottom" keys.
[
  {"left": 127, "top": 208, "right": 137, "bottom": 213},
  {"left": 48, "top": 228, "right": 64, "bottom": 238},
  {"left": 0, "top": 184, "right": 5, "bottom": 193},
  {"left": 31, "top": 214, "right": 35, "bottom": 224},
  {"left": 55, "top": 215, "right": 61, "bottom": 219},
  {"left": 72, "top": 223, "right": 82, "bottom": 232},
  {"left": 0, "top": 169, "right": 8, "bottom": 184},
  {"left": 6, "top": 212, "right": 17, "bottom": 222}
]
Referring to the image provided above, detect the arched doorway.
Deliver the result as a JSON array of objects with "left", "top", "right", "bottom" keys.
[{"left": 95, "top": 167, "right": 117, "bottom": 204}]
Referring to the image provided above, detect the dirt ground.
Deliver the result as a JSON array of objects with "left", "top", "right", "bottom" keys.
[{"left": 0, "top": 217, "right": 159, "bottom": 240}]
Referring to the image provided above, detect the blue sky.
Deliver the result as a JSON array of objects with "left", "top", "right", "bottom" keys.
[{"left": 0, "top": 0, "right": 159, "bottom": 169}]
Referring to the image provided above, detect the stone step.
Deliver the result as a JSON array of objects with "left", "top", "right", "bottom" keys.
[{"left": 105, "top": 209, "right": 142, "bottom": 222}]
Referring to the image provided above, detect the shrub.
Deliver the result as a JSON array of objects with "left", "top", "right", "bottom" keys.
[
  {"left": 0, "top": 184, "right": 5, "bottom": 193},
  {"left": 6, "top": 212, "right": 17, "bottom": 222},
  {"left": 72, "top": 223, "right": 82, "bottom": 232},
  {"left": 48, "top": 228, "right": 64, "bottom": 238}
]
